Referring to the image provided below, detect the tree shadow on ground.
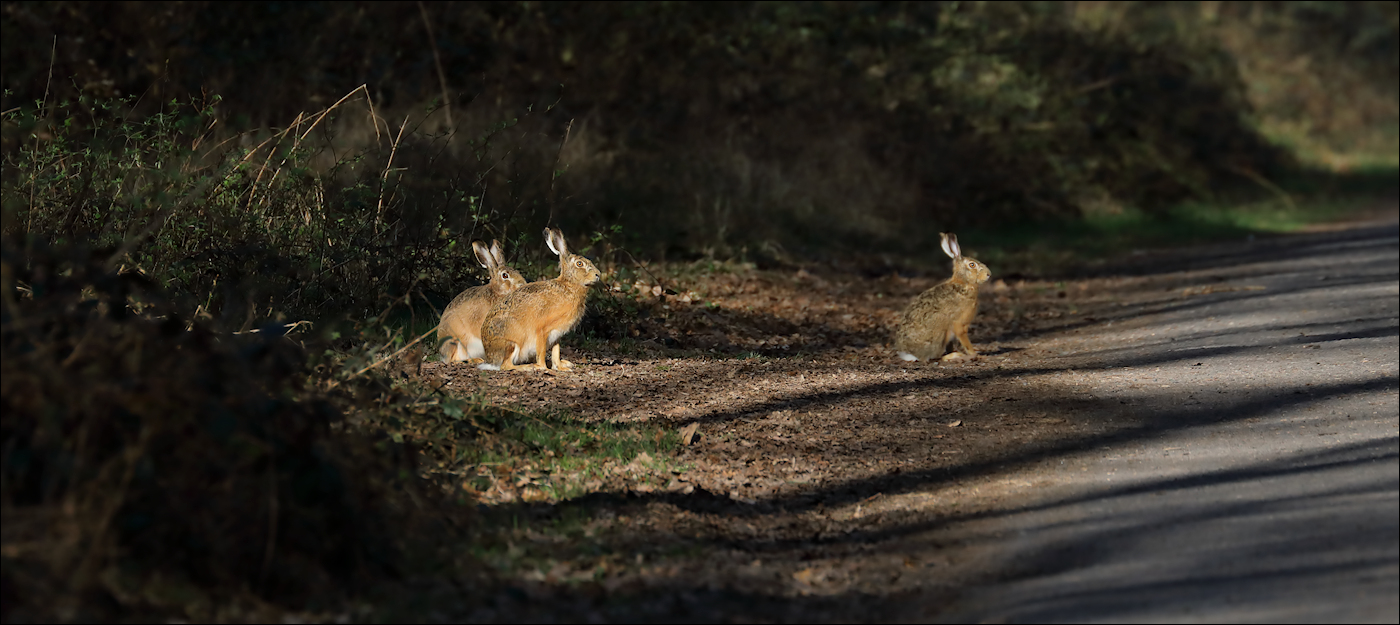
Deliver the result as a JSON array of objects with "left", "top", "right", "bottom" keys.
[
  {"left": 577, "top": 218, "right": 1397, "bottom": 363},
  {"left": 452, "top": 371, "right": 1396, "bottom": 621},
  {"left": 1070, "top": 219, "right": 1399, "bottom": 280},
  {"left": 987, "top": 219, "right": 1398, "bottom": 344},
  {"left": 437, "top": 217, "right": 1397, "bottom": 621}
]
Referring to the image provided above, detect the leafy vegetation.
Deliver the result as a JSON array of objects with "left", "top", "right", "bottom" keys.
[
  {"left": 1, "top": 0, "right": 1395, "bottom": 620},
  {"left": 0, "top": 89, "right": 537, "bottom": 329},
  {"left": 370, "top": 382, "right": 684, "bottom": 504},
  {"left": 7, "top": 1, "right": 1395, "bottom": 264}
]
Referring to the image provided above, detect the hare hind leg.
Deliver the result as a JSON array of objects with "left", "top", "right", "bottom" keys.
[
  {"left": 498, "top": 344, "right": 545, "bottom": 371},
  {"left": 477, "top": 342, "right": 511, "bottom": 370},
  {"left": 550, "top": 343, "right": 575, "bottom": 371},
  {"left": 528, "top": 328, "right": 557, "bottom": 371},
  {"left": 894, "top": 325, "right": 947, "bottom": 362},
  {"left": 924, "top": 328, "right": 956, "bottom": 361},
  {"left": 440, "top": 338, "right": 464, "bottom": 362},
  {"left": 481, "top": 337, "right": 525, "bottom": 371}
]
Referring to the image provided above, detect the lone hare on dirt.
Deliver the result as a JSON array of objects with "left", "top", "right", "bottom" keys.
[{"left": 893, "top": 232, "right": 991, "bottom": 362}]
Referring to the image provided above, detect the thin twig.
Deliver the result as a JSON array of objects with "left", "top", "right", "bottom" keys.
[
  {"left": 231, "top": 320, "right": 313, "bottom": 335},
  {"left": 326, "top": 326, "right": 438, "bottom": 391},
  {"left": 294, "top": 85, "right": 377, "bottom": 146},
  {"left": 104, "top": 174, "right": 217, "bottom": 271},
  {"left": 616, "top": 248, "right": 670, "bottom": 299},
  {"left": 244, "top": 112, "right": 302, "bottom": 212},
  {"left": 417, "top": 1, "right": 454, "bottom": 131},
  {"left": 362, "top": 84, "right": 385, "bottom": 145},
  {"left": 40, "top": 35, "right": 56, "bottom": 114},
  {"left": 189, "top": 112, "right": 219, "bottom": 153},
  {"left": 245, "top": 85, "right": 381, "bottom": 211},
  {"left": 1074, "top": 75, "right": 1119, "bottom": 95},
  {"left": 26, "top": 36, "right": 57, "bottom": 247},
  {"left": 1228, "top": 164, "right": 1296, "bottom": 212},
  {"left": 376, "top": 116, "right": 410, "bottom": 232},
  {"left": 547, "top": 118, "right": 574, "bottom": 226}
]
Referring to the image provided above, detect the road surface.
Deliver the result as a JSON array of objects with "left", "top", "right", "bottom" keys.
[{"left": 932, "top": 218, "right": 1399, "bottom": 623}]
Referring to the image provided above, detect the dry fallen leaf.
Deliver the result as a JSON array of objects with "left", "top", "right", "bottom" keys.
[
  {"left": 948, "top": 420, "right": 962, "bottom": 427},
  {"left": 680, "top": 422, "right": 700, "bottom": 445}
]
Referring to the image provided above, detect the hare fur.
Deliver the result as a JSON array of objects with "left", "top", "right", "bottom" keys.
[
  {"left": 437, "top": 240, "right": 527, "bottom": 362},
  {"left": 893, "top": 233, "right": 991, "bottom": 361},
  {"left": 479, "top": 228, "right": 601, "bottom": 371}
]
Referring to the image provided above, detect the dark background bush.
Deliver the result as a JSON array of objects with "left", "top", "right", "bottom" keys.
[
  {"left": 5, "top": 2, "right": 1394, "bottom": 277},
  {"left": 0, "top": 239, "right": 450, "bottom": 620}
]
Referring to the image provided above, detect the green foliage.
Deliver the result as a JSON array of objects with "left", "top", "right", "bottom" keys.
[
  {"left": 434, "top": 1, "right": 1294, "bottom": 256},
  {"left": 7, "top": 1, "right": 1389, "bottom": 265},
  {"left": 1, "top": 93, "right": 542, "bottom": 331},
  {"left": 335, "top": 358, "right": 685, "bottom": 504}
]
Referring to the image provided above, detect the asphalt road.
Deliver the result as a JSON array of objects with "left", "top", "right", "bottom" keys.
[{"left": 934, "top": 217, "right": 1400, "bottom": 623}]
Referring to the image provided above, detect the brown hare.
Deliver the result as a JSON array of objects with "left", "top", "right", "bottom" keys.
[
  {"left": 893, "top": 232, "right": 991, "bottom": 361},
  {"left": 436, "top": 240, "right": 527, "bottom": 362},
  {"left": 478, "top": 227, "right": 601, "bottom": 371}
]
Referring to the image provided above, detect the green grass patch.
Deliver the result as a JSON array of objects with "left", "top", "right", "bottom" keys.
[
  {"left": 365, "top": 386, "right": 692, "bottom": 597},
  {"left": 369, "top": 383, "right": 684, "bottom": 505}
]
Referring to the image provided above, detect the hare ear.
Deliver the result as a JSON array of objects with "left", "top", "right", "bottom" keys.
[
  {"left": 545, "top": 228, "right": 567, "bottom": 257},
  {"left": 939, "top": 233, "right": 958, "bottom": 259},
  {"left": 490, "top": 239, "right": 507, "bottom": 267},
  {"left": 472, "top": 240, "right": 494, "bottom": 269}
]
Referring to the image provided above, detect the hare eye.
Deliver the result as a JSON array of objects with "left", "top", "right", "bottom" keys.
[{"left": 500, "top": 271, "right": 510, "bottom": 279}]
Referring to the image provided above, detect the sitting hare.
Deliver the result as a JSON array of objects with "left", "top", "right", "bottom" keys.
[
  {"left": 478, "top": 227, "right": 601, "bottom": 371},
  {"left": 894, "top": 232, "right": 991, "bottom": 361},
  {"left": 437, "top": 240, "right": 527, "bottom": 362}
]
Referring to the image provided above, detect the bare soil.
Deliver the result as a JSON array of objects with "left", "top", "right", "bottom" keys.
[
  {"left": 381, "top": 206, "right": 1400, "bottom": 622},
  {"left": 383, "top": 237, "right": 1270, "bottom": 622}
]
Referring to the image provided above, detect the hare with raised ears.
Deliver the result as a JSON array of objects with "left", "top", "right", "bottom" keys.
[
  {"left": 436, "top": 240, "right": 527, "bottom": 362},
  {"left": 479, "top": 227, "right": 602, "bottom": 371},
  {"left": 893, "top": 233, "right": 991, "bottom": 362}
]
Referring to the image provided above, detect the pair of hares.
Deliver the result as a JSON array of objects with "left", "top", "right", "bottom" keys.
[
  {"left": 893, "top": 233, "right": 991, "bottom": 361},
  {"left": 435, "top": 228, "right": 601, "bottom": 371}
]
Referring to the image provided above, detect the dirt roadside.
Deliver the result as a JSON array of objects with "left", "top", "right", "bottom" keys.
[{"left": 392, "top": 207, "right": 1399, "bottom": 622}]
